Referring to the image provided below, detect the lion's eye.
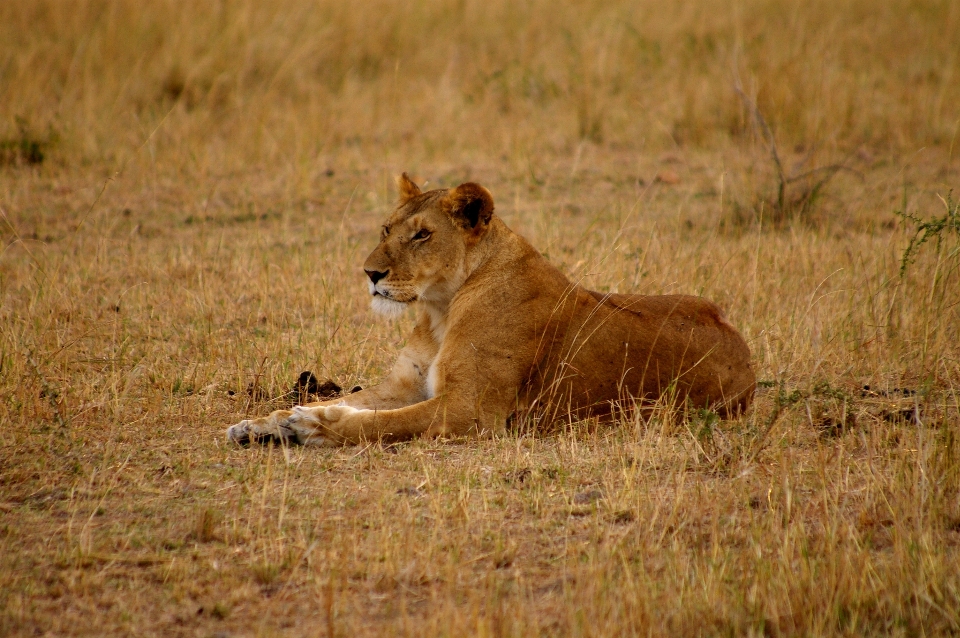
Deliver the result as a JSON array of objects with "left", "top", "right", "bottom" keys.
[
  {"left": 412, "top": 229, "right": 432, "bottom": 241},
  {"left": 381, "top": 226, "right": 390, "bottom": 239}
]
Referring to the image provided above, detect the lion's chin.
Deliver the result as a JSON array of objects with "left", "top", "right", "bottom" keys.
[{"left": 371, "top": 295, "right": 410, "bottom": 318}]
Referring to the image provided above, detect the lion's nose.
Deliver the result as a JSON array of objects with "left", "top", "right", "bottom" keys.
[{"left": 365, "top": 269, "right": 388, "bottom": 284}]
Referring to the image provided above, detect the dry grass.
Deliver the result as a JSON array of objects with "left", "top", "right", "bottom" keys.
[{"left": 2, "top": 0, "right": 960, "bottom": 636}]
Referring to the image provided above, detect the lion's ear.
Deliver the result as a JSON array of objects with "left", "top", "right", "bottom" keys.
[
  {"left": 396, "top": 173, "right": 422, "bottom": 202},
  {"left": 445, "top": 182, "right": 494, "bottom": 231}
]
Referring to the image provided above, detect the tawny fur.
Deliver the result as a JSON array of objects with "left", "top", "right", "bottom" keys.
[{"left": 227, "top": 174, "right": 755, "bottom": 446}]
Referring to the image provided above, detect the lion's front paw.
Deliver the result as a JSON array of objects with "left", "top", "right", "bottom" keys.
[
  {"left": 225, "top": 414, "right": 296, "bottom": 446},
  {"left": 226, "top": 420, "right": 254, "bottom": 445},
  {"left": 226, "top": 406, "right": 352, "bottom": 447}
]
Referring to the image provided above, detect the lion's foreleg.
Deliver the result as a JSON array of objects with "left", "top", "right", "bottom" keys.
[
  {"left": 281, "top": 399, "right": 467, "bottom": 445},
  {"left": 228, "top": 395, "right": 508, "bottom": 447},
  {"left": 313, "top": 404, "right": 434, "bottom": 445},
  {"left": 324, "top": 397, "right": 510, "bottom": 444}
]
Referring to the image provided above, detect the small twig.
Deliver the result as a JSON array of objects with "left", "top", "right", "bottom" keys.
[
  {"left": 732, "top": 67, "right": 786, "bottom": 210},
  {"left": 732, "top": 55, "right": 856, "bottom": 221}
]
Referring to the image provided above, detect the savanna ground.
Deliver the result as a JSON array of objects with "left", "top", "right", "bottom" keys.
[{"left": 2, "top": 1, "right": 960, "bottom": 636}]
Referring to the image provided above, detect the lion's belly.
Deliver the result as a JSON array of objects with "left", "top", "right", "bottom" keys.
[{"left": 523, "top": 293, "right": 754, "bottom": 418}]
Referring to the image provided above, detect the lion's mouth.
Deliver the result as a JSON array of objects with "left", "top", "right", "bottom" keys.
[
  {"left": 369, "top": 280, "right": 388, "bottom": 299},
  {"left": 370, "top": 281, "right": 416, "bottom": 304},
  {"left": 373, "top": 290, "right": 407, "bottom": 301}
]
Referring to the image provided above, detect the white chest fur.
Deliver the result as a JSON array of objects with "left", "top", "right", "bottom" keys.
[
  {"left": 425, "top": 361, "right": 439, "bottom": 399},
  {"left": 423, "top": 303, "right": 448, "bottom": 400}
]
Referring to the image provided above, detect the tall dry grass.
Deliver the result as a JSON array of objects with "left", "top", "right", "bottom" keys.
[
  {"left": 1, "top": 0, "right": 959, "bottom": 636},
  {"left": 3, "top": 0, "right": 959, "bottom": 166}
]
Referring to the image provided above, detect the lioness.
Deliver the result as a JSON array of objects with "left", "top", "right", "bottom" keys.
[{"left": 227, "top": 174, "right": 755, "bottom": 446}]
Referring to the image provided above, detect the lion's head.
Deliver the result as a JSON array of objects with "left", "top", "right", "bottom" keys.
[{"left": 363, "top": 173, "right": 495, "bottom": 316}]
